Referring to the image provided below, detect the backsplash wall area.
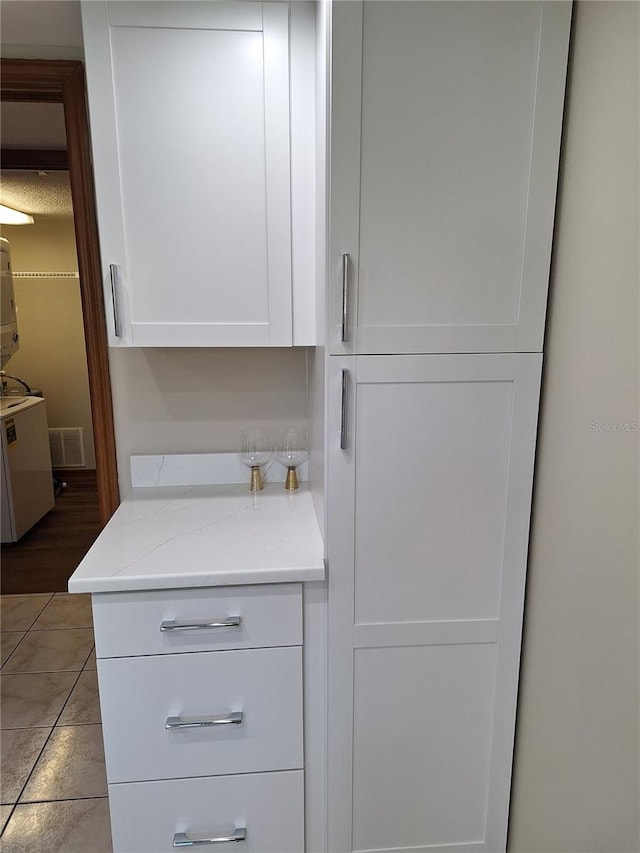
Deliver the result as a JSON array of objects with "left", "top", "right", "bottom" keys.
[{"left": 108, "top": 346, "right": 308, "bottom": 495}]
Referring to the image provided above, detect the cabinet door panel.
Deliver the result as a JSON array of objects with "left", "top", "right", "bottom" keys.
[
  {"left": 329, "top": 1, "right": 571, "bottom": 354},
  {"left": 111, "top": 26, "right": 270, "bottom": 327},
  {"left": 327, "top": 354, "right": 543, "bottom": 852},
  {"left": 82, "top": 1, "right": 293, "bottom": 347},
  {"left": 352, "top": 644, "right": 496, "bottom": 851},
  {"left": 107, "top": 1, "right": 263, "bottom": 30},
  {"left": 354, "top": 377, "right": 512, "bottom": 623},
  {"left": 359, "top": 2, "right": 537, "bottom": 332}
]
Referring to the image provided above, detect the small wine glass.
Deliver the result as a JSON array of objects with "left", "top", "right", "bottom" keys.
[
  {"left": 276, "top": 427, "right": 308, "bottom": 491},
  {"left": 238, "top": 427, "right": 272, "bottom": 491}
]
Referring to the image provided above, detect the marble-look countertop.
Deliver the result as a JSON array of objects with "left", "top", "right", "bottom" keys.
[{"left": 68, "top": 484, "right": 325, "bottom": 594}]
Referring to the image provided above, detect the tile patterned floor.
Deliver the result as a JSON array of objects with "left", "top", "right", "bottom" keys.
[{"left": 0, "top": 593, "right": 113, "bottom": 852}]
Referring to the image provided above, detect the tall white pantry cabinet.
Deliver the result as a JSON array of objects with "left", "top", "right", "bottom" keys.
[{"left": 325, "top": 3, "right": 571, "bottom": 853}]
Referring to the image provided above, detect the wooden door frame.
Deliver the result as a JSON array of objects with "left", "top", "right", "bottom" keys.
[{"left": 1, "top": 58, "right": 120, "bottom": 524}]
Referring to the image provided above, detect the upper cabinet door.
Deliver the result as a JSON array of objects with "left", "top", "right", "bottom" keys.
[
  {"left": 82, "top": 1, "right": 294, "bottom": 347},
  {"left": 330, "top": 1, "right": 571, "bottom": 355}
]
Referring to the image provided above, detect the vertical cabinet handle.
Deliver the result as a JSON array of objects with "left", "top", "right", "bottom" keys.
[
  {"left": 109, "top": 264, "right": 122, "bottom": 338},
  {"left": 340, "top": 368, "right": 349, "bottom": 451},
  {"left": 341, "top": 252, "right": 350, "bottom": 342},
  {"left": 173, "top": 827, "right": 247, "bottom": 847}
]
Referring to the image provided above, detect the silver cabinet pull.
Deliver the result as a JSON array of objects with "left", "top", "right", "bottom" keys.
[
  {"left": 165, "top": 712, "right": 243, "bottom": 730},
  {"left": 341, "top": 252, "right": 350, "bottom": 342},
  {"left": 160, "top": 617, "right": 241, "bottom": 632},
  {"left": 109, "top": 264, "right": 121, "bottom": 337},
  {"left": 340, "top": 368, "right": 349, "bottom": 451},
  {"left": 173, "top": 827, "right": 247, "bottom": 847}
]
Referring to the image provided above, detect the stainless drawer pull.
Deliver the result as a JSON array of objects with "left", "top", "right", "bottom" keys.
[
  {"left": 340, "top": 368, "right": 349, "bottom": 451},
  {"left": 173, "top": 827, "right": 247, "bottom": 847},
  {"left": 109, "top": 264, "right": 122, "bottom": 338},
  {"left": 165, "top": 712, "right": 243, "bottom": 730},
  {"left": 160, "top": 617, "right": 241, "bottom": 632},
  {"left": 341, "top": 252, "right": 350, "bottom": 342}
]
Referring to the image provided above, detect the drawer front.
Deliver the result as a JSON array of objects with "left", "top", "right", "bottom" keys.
[
  {"left": 108, "top": 770, "right": 304, "bottom": 853},
  {"left": 98, "top": 646, "right": 303, "bottom": 783},
  {"left": 92, "top": 583, "right": 302, "bottom": 657}
]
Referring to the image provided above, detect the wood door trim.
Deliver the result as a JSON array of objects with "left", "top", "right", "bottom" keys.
[
  {"left": 1, "top": 58, "right": 120, "bottom": 524},
  {"left": 1, "top": 149, "right": 69, "bottom": 170}
]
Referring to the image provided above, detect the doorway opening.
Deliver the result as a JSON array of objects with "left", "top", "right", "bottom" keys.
[{"left": 1, "top": 59, "right": 119, "bottom": 593}]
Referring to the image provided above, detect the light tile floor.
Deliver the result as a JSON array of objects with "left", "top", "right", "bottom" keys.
[{"left": 0, "top": 593, "right": 113, "bottom": 852}]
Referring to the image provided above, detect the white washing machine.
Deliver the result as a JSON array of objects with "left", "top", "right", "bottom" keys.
[{"left": 1, "top": 396, "right": 55, "bottom": 543}]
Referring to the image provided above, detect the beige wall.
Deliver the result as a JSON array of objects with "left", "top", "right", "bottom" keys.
[
  {"left": 509, "top": 3, "right": 639, "bottom": 851},
  {"left": 2, "top": 219, "right": 96, "bottom": 468},
  {"left": 108, "top": 347, "right": 309, "bottom": 495},
  {"left": 0, "top": 0, "right": 83, "bottom": 61}
]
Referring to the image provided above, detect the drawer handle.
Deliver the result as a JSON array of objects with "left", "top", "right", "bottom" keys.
[
  {"left": 340, "top": 368, "right": 350, "bottom": 451},
  {"left": 165, "top": 712, "right": 243, "bottom": 730},
  {"left": 160, "top": 617, "right": 241, "bottom": 632},
  {"left": 173, "top": 827, "right": 247, "bottom": 847},
  {"left": 341, "top": 252, "right": 350, "bottom": 342},
  {"left": 109, "top": 264, "right": 122, "bottom": 338}
]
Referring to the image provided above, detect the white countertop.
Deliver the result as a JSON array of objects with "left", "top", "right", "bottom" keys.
[{"left": 68, "top": 483, "right": 325, "bottom": 594}]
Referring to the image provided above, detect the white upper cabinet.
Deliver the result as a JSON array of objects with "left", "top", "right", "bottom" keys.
[
  {"left": 83, "top": 1, "right": 313, "bottom": 347},
  {"left": 330, "top": 1, "right": 571, "bottom": 355}
]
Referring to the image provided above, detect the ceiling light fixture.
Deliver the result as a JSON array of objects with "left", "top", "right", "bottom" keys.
[{"left": 0, "top": 204, "right": 35, "bottom": 225}]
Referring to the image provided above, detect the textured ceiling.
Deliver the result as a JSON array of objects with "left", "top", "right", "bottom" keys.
[
  {"left": 0, "top": 170, "right": 73, "bottom": 219},
  {"left": 1, "top": 94, "right": 71, "bottom": 219}
]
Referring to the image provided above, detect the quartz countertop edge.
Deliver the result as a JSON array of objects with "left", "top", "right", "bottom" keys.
[{"left": 68, "top": 483, "right": 325, "bottom": 594}]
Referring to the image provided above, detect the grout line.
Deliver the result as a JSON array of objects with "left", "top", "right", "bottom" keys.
[
  {"left": 8, "top": 796, "right": 109, "bottom": 805},
  {"left": 9, "top": 671, "right": 85, "bottom": 809},
  {"left": 55, "top": 645, "right": 99, "bottom": 729},
  {"left": 0, "top": 802, "right": 17, "bottom": 839},
  {"left": 0, "top": 593, "right": 55, "bottom": 634},
  {"left": 1, "top": 592, "right": 103, "bottom": 841},
  {"left": 24, "top": 626, "right": 94, "bottom": 631},
  {"left": 2, "top": 794, "right": 111, "bottom": 839},
  {"left": 13, "top": 794, "right": 109, "bottom": 807},
  {"left": 0, "top": 632, "right": 28, "bottom": 672},
  {"left": 6, "top": 600, "right": 99, "bottom": 814}
]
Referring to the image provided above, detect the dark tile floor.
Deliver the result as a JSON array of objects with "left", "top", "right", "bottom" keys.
[
  {"left": 0, "top": 593, "right": 113, "bottom": 852},
  {"left": 0, "top": 471, "right": 102, "bottom": 596}
]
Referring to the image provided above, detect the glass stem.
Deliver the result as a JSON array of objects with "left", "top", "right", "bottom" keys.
[
  {"left": 250, "top": 466, "right": 264, "bottom": 491},
  {"left": 285, "top": 466, "right": 299, "bottom": 491}
]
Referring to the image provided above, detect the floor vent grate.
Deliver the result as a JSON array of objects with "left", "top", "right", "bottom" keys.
[{"left": 48, "top": 427, "right": 85, "bottom": 468}]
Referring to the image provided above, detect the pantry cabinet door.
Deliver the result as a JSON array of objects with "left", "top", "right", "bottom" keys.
[
  {"left": 329, "top": 1, "right": 571, "bottom": 354},
  {"left": 82, "top": 1, "right": 292, "bottom": 346},
  {"left": 326, "top": 353, "right": 543, "bottom": 852}
]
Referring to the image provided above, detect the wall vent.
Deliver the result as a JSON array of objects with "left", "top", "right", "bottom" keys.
[{"left": 48, "top": 428, "right": 86, "bottom": 468}]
